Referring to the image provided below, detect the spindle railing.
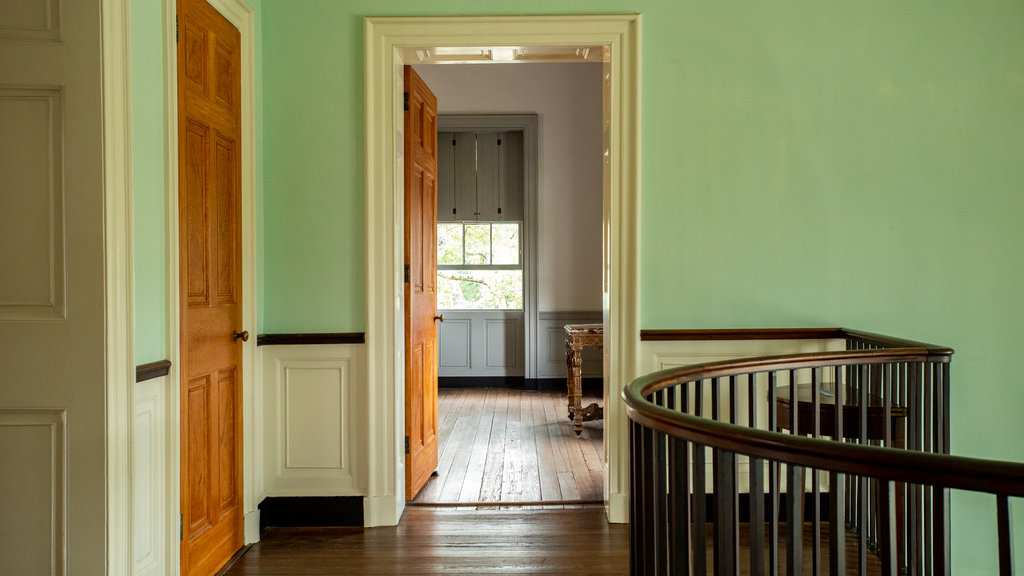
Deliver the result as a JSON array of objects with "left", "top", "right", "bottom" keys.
[{"left": 624, "top": 328, "right": 1023, "bottom": 575}]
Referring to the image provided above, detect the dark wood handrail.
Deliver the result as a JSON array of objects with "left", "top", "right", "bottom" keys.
[
  {"left": 639, "top": 327, "right": 954, "bottom": 359},
  {"left": 623, "top": 347, "right": 1024, "bottom": 497}
]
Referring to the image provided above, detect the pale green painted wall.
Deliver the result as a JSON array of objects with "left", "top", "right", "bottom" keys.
[
  {"left": 259, "top": 1, "right": 1024, "bottom": 571},
  {"left": 131, "top": 0, "right": 167, "bottom": 365},
  {"left": 131, "top": 0, "right": 263, "bottom": 361}
]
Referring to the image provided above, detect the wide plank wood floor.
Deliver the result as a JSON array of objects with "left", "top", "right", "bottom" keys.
[
  {"left": 220, "top": 515, "right": 881, "bottom": 575},
  {"left": 221, "top": 508, "right": 628, "bottom": 575},
  {"left": 411, "top": 387, "right": 604, "bottom": 506}
]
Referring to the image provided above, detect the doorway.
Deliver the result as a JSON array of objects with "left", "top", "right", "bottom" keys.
[
  {"left": 412, "top": 63, "right": 604, "bottom": 505},
  {"left": 363, "top": 14, "right": 640, "bottom": 526}
]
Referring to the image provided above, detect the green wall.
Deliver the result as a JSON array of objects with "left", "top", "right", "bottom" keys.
[
  {"left": 259, "top": 1, "right": 1024, "bottom": 571},
  {"left": 132, "top": 0, "right": 263, "bottom": 362},
  {"left": 131, "top": 0, "right": 167, "bottom": 365}
]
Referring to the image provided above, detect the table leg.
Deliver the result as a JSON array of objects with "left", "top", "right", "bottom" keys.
[{"left": 566, "top": 338, "right": 584, "bottom": 435}]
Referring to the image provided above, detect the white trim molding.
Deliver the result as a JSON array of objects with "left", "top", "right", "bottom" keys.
[
  {"left": 103, "top": 0, "right": 135, "bottom": 572},
  {"left": 364, "top": 14, "right": 641, "bottom": 526}
]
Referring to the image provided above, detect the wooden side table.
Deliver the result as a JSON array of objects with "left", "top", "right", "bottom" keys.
[{"left": 565, "top": 323, "right": 604, "bottom": 435}]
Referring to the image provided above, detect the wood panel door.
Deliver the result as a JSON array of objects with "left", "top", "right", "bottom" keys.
[
  {"left": 178, "top": 0, "right": 244, "bottom": 574},
  {"left": 0, "top": 1, "right": 106, "bottom": 573},
  {"left": 404, "top": 66, "right": 440, "bottom": 500}
]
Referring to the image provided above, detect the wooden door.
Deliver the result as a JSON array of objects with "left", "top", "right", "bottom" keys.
[
  {"left": 0, "top": 1, "right": 106, "bottom": 573},
  {"left": 178, "top": 0, "right": 244, "bottom": 573},
  {"left": 404, "top": 66, "right": 440, "bottom": 500}
]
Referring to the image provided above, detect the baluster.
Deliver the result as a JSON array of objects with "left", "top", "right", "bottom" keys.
[
  {"left": 859, "top": 365, "right": 869, "bottom": 576},
  {"left": 653, "top": 390, "right": 668, "bottom": 575},
  {"left": 997, "top": 495, "right": 1014, "bottom": 576},
  {"left": 811, "top": 367, "right": 821, "bottom": 576},
  {"left": 786, "top": 369, "right": 802, "bottom": 576},
  {"left": 640, "top": 408, "right": 657, "bottom": 576},
  {"left": 879, "top": 480, "right": 898, "bottom": 576},
  {"left": 911, "top": 364, "right": 928, "bottom": 573},
  {"left": 693, "top": 380, "right": 707, "bottom": 576},
  {"left": 786, "top": 461, "right": 803, "bottom": 576},
  {"left": 769, "top": 371, "right": 780, "bottom": 576},
  {"left": 830, "top": 364, "right": 846, "bottom": 576},
  {"left": 629, "top": 419, "right": 642, "bottom": 575},
  {"left": 715, "top": 449, "right": 738, "bottom": 576},
  {"left": 923, "top": 365, "right": 933, "bottom": 575},
  {"left": 667, "top": 386, "right": 691, "bottom": 576},
  {"left": 935, "top": 362, "right": 952, "bottom": 575},
  {"left": 748, "top": 373, "right": 766, "bottom": 574}
]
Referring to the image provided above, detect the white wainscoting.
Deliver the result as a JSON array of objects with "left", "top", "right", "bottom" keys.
[
  {"left": 438, "top": 310, "right": 524, "bottom": 377},
  {"left": 260, "top": 344, "right": 365, "bottom": 497},
  {"left": 639, "top": 337, "right": 846, "bottom": 492},
  {"left": 536, "top": 311, "right": 603, "bottom": 379},
  {"left": 132, "top": 376, "right": 166, "bottom": 576},
  {"left": 0, "top": 409, "right": 65, "bottom": 576}
]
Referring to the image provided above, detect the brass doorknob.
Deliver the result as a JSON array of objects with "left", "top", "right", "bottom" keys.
[
  {"left": 233, "top": 330, "right": 249, "bottom": 342},
  {"left": 433, "top": 314, "right": 444, "bottom": 322}
]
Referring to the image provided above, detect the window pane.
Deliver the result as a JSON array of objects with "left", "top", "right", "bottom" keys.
[
  {"left": 464, "top": 224, "right": 491, "bottom": 264},
  {"left": 437, "top": 223, "right": 464, "bottom": 265},
  {"left": 491, "top": 223, "right": 520, "bottom": 265},
  {"left": 438, "top": 269, "right": 523, "bottom": 310}
]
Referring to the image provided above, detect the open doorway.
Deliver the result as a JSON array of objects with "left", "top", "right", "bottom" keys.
[
  {"left": 363, "top": 15, "right": 640, "bottom": 526},
  {"left": 408, "top": 61, "right": 605, "bottom": 506}
]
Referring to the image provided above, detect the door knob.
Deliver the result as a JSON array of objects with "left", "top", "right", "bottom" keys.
[
  {"left": 233, "top": 330, "right": 249, "bottom": 342},
  {"left": 433, "top": 314, "right": 444, "bottom": 323}
]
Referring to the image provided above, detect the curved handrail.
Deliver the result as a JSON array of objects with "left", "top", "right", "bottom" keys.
[{"left": 623, "top": 347, "right": 1024, "bottom": 497}]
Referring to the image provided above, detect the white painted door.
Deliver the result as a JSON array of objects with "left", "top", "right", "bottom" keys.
[{"left": 0, "top": 1, "right": 108, "bottom": 574}]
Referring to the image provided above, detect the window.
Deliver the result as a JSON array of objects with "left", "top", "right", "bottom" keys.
[{"left": 438, "top": 222, "right": 522, "bottom": 310}]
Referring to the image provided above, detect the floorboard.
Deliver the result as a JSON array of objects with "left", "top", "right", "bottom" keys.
[
  {"left": 412, "top": 387, "right": 603, "bottom": 506},
  {"left": 222, "top": 508, "right": 628, "bottom": 575},
  {"left": 221, "top": 513, "right": 883, "bottom": 575}
]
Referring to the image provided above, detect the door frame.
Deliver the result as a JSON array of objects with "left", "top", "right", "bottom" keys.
[
  {"left": 364, "top": 14, "right": 641, "bottom": 526},
  {"left": 163, "top": 0, "right": 259, "bottom": 569}
]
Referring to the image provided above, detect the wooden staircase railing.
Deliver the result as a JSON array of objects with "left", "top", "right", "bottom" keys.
[{"left": 624, "top": 328, "right": 1022, "bottom": 575}]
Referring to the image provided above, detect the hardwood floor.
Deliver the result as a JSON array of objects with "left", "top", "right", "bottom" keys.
[
  {"left": 219, "top": 514, "right": 882, "bottom": 575},
  {"left": 410, "top": 387, "right": 604, "bottom": 506},
  {"left": 221, "top": 508, "right": 627, "bottom": 575}
]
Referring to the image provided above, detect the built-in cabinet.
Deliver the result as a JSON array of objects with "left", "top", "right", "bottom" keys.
[{"left": 437, "top": 131, "right": 524, "bottom": 222}]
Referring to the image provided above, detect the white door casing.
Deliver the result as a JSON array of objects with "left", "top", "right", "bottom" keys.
[{"left": 363, "top": 14, "right": 641, "bottom": 526}]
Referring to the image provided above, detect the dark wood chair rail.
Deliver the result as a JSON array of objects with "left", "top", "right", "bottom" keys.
[{"left": 639, "top": 327, "right": 953, "bottom": 359}]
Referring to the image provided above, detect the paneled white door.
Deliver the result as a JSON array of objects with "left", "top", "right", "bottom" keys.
[{"left": 0, "top": 0, "right": 108, "bottom": 574}]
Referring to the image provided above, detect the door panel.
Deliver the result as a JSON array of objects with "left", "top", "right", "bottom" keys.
[
  {"left": 404, "top": 66, "right": 440, "bottom": 500},
  {"left": 0, "top": 0, "right": 105, "bottom": 573},
  {"left": 178, "top": 0, "right": 243, "bottom": 574}
]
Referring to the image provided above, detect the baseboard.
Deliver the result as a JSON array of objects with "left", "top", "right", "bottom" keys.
[
  {"left": 438, "top": 376, "right": 602, "bottom": 391},
  {"left": 258, "top": 496, "right": 363, "bottom": 530}
]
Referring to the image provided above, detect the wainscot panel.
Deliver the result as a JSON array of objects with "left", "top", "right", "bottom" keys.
[
  {"left": 260, "top": 343, "right": 365, "bottom": 497},
  {"left": 133, "top": 375, "right": 166, "bottom": 576},
  {"left": 536, "top": 311, "right": 603, "bottom": 379}
]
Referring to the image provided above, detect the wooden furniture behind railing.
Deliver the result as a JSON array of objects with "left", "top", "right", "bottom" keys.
[{"left": 624, "top": 328, "right": 1024, "bottom": 575}]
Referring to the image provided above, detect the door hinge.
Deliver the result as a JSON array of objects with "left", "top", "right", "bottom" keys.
[
  {"left": 175, "top": 15, "right": 179, "bottom": 43},
  {"left": 179, "top": 513, "right": 183, "bottom": 541},
  {"left": 405, "top": 435, "right": 410, "bottom": 454},
  {"left": 404, "top": 264, "right": 410, "bottom": 283},
  {"left": 403, "top": 91, "right": 409, "bottom": 111}
]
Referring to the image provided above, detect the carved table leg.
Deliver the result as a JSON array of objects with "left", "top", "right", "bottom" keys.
[{"left": 566, "top": 338, "right": 584, "bottom": 435}]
